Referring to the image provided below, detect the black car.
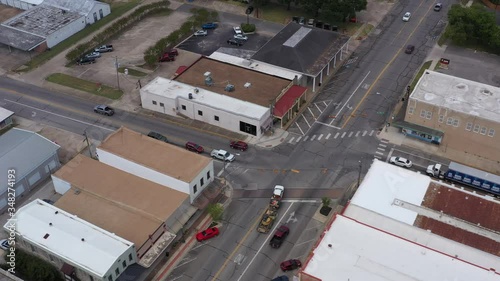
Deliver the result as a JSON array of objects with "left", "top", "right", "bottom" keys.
[
  {"left": 245, "top": 6, "right": 254, "bottom": 15},
  {"left": 227, "top": 38, "right": 243, "bottom": 46},
  {"left": 271, "top": 276, "right": 289, "bottom": 281},
  {"left": 94, "top": 105, "right": 114, "bottom": 116},
  {"left": 434, "top": 3, "right": 442, "bottom": 11},
  {"left": 405, "top": 45, "right": 415, "bottom": 54},
  {"left": 76, "top": 57, "right": 96, "bottom": 65},
  {"left": 147, "top": 131, "right": 168, "bottom": 143}
]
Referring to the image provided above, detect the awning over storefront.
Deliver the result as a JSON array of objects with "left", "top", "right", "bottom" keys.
[
  {"left": 274, "top": 85, "right": 308, "bottom": 118},
  {"left": 393, "top": 121, "right": 444, "bottom": 137}
]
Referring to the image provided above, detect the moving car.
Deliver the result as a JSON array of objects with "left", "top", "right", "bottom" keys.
[
  {"left": 402, "top": 12, "right": 411, "bottom": 22},
  {"left": 211, "top": 149, "right": 235, "bottom": 162},
  {"left": 270, "top": 225, "right": 289, "bottom": 248},
  {"left": 230, "top": 140, "right": 248, "bottom": 151},
  {"left": 227, "top": 38, "right": 243, "bottom": 46},
  {"left": 94, "top": 105, "right": 114, "bottom": 116},
  {"left": 233, "top": 26, "right": 242, "bottom": 34},
  {"left": 273, "top": 185, "right": 284, "bottom": 199},
  {"left": 196, "top": 227, "right": 219, "bottom": 242},
  {"left": 405, "top": 45, "right": 415, "bottom": 54},
  {"left": 194, "top": 30, "right": 208, "bottom": 36},
  {"left": 234, "top": 34, "right": 248, "bottom": 41},
  {"left": 76, "top": 57, "right": 95, "bottom": 65},
  {"left": 0, "top": 239, "right": 9, "bottom": 251},
  {"left": 85, "top": 51, "right": 101, "bottom": 59},
  {"left": 147, "top": 131, "right": 168, "bottom": 143},
  {"left": 185, "top": 142, "right": 204, "bottom": 153},
  {"left": 389, "top": 156, "right": 413, "bottom": 168},
  {"left": 434, "top": 3, "right": 442, "bottom": 11},
  {"left": 202, "top": 22, "right": 218, "bottom": 29},
  {"left": 94, "top": 45, "right": 113, "bottom": 53},
  {"left": 280, "top": 259, "right": 301, "bottom": 271}
]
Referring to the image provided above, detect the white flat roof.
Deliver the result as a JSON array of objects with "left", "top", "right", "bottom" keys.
[
  {"left": 303, "top": 215, "right": 499, "bottom": 281},
  {"left": 0, "top": 107, "right": 14, "bottom": 121},
  {"left": 6, "top": 199, "right": 133, "bottom": 277},
  {"left": 349, "top": 159, "right": 429, "bottom": 225},
  {"left": 208, "top": 52, "right": 302, "bottom": 81},
  {"left": 142, "top": 77, "right": 268, "bottom": 120},
  {"left": 411, "top": 70, "right": 500, "bottom": 123}
]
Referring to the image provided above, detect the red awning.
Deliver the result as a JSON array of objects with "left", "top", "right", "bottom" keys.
[{"left": 274, "top": 85, "right": 307, "bottom": 118}]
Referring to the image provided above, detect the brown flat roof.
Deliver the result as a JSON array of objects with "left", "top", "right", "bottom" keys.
[
  {"left": 415, "top": 182, "right": 500, "bottom": 256},
  {"left": 54, "top": 155, "right": 188, "bottom": 246},
  {"left": 175, "top": 57, "right": 292, "bottom": 107},
  {"left": 98, "top": 127, "right": 212, "bottom": 182}
]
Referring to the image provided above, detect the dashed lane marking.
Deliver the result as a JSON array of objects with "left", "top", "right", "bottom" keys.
[
  {"left": 288, "top": 137, "right": 295, "bottom": 144},
  {"left": 362, "top": 131, "right": 367, "bottom": 137},
  {"left": 355, "top": 131, "right": 360, "bottom": 137}
]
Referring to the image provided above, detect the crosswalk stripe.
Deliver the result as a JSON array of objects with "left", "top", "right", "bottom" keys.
[
  {"left": 335, "top": 133, "right": 340, "bottom": 139},
  {"left": 379, "top": 144, "right": 387, "bottom": 148},
  {"left": 362, "top": 131, "right": 367, "bottom": 136},
  {"left": 296, "top": 136, "right": 302, "bottom": 142},
  {"left": 341, "top": 132, "right": 346, "bottom": 138},
  {"left": 374, "top": 155, "right": 382, "bottom": 159},
  {"left": 375, "top": 151, "right": 384, "bottom": 155},
  {"left": 311, "top": 135, "right": 316, "bottom": 141},
  {"left": 380, "top": 139, "right": 389, "bottom": 143},
  {"left": 355, "top": 131, "right": 360, "bottom": 137},
  {"left": 348, "top": 132, "right": 353, "bottom": 137},
  {"left": 303, "top": 136, "right": 309, "bottom": 141},
  {"left": 369, "top": 130, "right": 375, "bottom": 136},
  {"left": 288, "top": 137, "right": 295, "bottom": 143},
  {"left": 326, "top": 133, "right": 331, "bottom": 139},
  {"left": 317, "top": 134, "right": 323, "bottom": 140},
  {"left": 377, "top": 147, "right": 385, "bottom": 151}
]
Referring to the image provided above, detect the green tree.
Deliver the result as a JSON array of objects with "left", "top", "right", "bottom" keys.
[
  {"left": 320, "top": 0, "right": 367, "bottom": 22},
  {"left": 277, "top": 0, "right": 300, "bottom": 10},
  {"left": 300, "top": 0, "right": 324, "bottom": 17},
  {"left": 207, "top": 203, "right": 224, "bottom": 222},
  {"left": 12, "top": 249, "right": 64, "bottom": 281}
]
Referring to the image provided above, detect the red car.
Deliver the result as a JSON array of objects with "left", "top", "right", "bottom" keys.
[
  {"left": 230, "top": 140, "right": 248, "bottom": 151},
  {"left": 280, "top": 259, "right": 301, "bottom": 271},
  {"left": 166, "top": 48, "right": 178, "bottom": 56},
  {"left": 159, "top": 53, "right": 175, "bottom": 62},
  {"left": 196, "top": 227, "right": 219, "bottom": 242},
  {"left": 185, "top": 142, "right": 204, "bottom": 153}
]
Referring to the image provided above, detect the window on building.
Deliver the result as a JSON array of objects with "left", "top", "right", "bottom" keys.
[
  {"left": 473, "top": 124, "right": 480, "bottom": 133},
  {"left": 420, "top": 110, "right": 426, "bottom": 118},
  {"left": 198, "top": 110, "right": 203, "bottom": 116},
  {"left": 128, "top": 254, "right": 133, "bottom": 261},
  {"left": 452, "top": 119, "right": 459, "bottom": 127},
  {"left": 438, "top": 115, "right": 444, "bottom": 123},
  {"left": 181, "top": 105, "right": 186, "bottom": 110},
  {"left": 90, "top": 276, "right": 94, "bottom": 281},
  {"left": 115, "top": 268, "right": 120, "bottom": 276},
  {"left": 193, "top": 184, "right": 197, "bottom": 193},
  {"left": 214, "top": 115, "right": 219, "bottom": 121},
  {"left": 200, "top": 178, "right": 204, "bottom": 186},
  {"left": 207, "top": 171, "right": 211, "bottom": 179},
  {"left": 446, "top": 117, "right": 453, "bottom": 125},
  {"left": 488, "top": 129, "right": 495, "bottom": 137},
  {"left": 152, "top": 101, "right": 157, "bottom": 105},
  {"left": 160, "top": 102, "right": 164, "bottom": 107},
  {"left": 122, "top": 260, "right": 126, "bottom": 269},
  {"left": 108, "top": 275, "right": 113, "bottom": 281},
  {"left": 408, "top": 107, "right": 414, "bottom": 114},
  {"left": 426, "top": 111, "right": 432, "bottom": 119},
  {"left": 465, "top": 122, "right": 472, "bottom": 131},
  {"left": 480, "top": 127, "right": 487, "bottom": 135}
]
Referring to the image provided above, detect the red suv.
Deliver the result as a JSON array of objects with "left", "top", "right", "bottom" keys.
[
  {"left": 185, "top": 142, "right": 204, "bottom": 153},
  {"left": 230, "top": 140, "right": 248, "bottom": 151},
  {"left": 159, "top": 53, "right": 175, "bottom": 62},
  {"left": 280, "top": 259, "right": 301, "bottom": 271}
]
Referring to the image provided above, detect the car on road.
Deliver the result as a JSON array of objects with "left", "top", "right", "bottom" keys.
[
  {"left": 202, "top": 22, "right": 218, "bottom": 29},
  {"left": 273, "top": 185, "right": 284, "bottom": 199},
  {"left": 271, "top": 276, "right": 289, "bottom": 281},
  {"left": 233, "top": 34, "right": 248, "bottom": 41},
  {"left": 211, "top": 149, "right": 235, "bottom": 162},
  {"left": 270, "top": 225, "right": 289, "bottom": 248},
  {"left": 405, "top": 45, "right": 415, "bottom": 54},
  {"left": 227, "top": 38, "right": 243, "bottom": 46},
  {"left": 158, "top": 53, "right": 175, "bottom": 62},
  {"left": 233, "top": 26, "right": 242, "bottom": 34},
  {"left": 193, "top": 30, "right": 208, "bottom": 36},
  {"left": 230, "top": 140, "right": 248, "bottom": 151},
  {"left": 434, "top": 3, "right": 442, "bottom": 11},
  {"left": 402, "top": 12, "right": 411, "bottom": 22},
  {"left": 196, "top": 227, "right": 219, "bottom": 242},
  {"left": 280, "top": 259, "right": 301, "bottom": 271},
  {"left": 76, "top": 57, "right": 95, "bottom": 65},
  {"left": 94, "top": 105, "right": 114, "bottom": 116},
  {"left": 0, "top": 239, "right": 9, "bottom": 251},
  {"left": 389, "top": 156, "right": 413, "bottom": 168},
  {"left": 94, "top": 45, "right": 113, "bottom": 53},
  {"left": 185, "top": 142, "right": 204, "bottom": 153},
  {"left": 85, "top": 51, "right": 101, "bottom": 59},
  {"left": 147, "top": 131, "right": 168, "bottom": 143}
]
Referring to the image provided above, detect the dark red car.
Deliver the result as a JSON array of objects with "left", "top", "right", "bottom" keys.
[
  {"left": 230, "top": 140, "right": 248, "bottom": 151},
  {"left": 159, "top": 53, "right": 175, "bottom": 62},
  {"left": 280, "top": 259, "right": 301, "bottom": 271},
  {"left": 166, "top": 49, "right": 178, "bottom": 56},
  {"left": 185, "top": 142, "right": 204, "bottom": 153},
  {"left": 196, "top": 227, "right": 219, "bottom": 242}
]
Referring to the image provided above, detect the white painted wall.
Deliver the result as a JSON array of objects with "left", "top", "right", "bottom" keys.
[
  {"left": 101, "top": 246, "right": 137, "bottom": 281},
  {"left": 187, "top": 161, "right": 214, "bottom": 202},
  {"left": 0, "top": 0, "right": 36, "bottom": 10},
  {"left": 46, "top": 15, "right": 85, "bottom": 48},
  {"left": 85, "top": 2, "right": 110, "bottom": 24},
  {"left": 51, "top": 175, "right": 71, "bottom": 195}
]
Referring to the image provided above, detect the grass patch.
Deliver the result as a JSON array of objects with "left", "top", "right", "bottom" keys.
[
  {"left": 118, "top": 66, "right": 148, "bottom": 77},
  {"left": 358, "top": 24, "right": 374, "bottom": 37},
  {"left": 46, "top": 73, "right": 123, "bottom": 100},
  {"left": 20, "top": 0, "right": 140, "bottom": 72},
  {"left": 257, "top": 3, "right": 315, "bottom": 24},
  {"left": 410, "top": 61, "right": 432, "bottom": 90}
]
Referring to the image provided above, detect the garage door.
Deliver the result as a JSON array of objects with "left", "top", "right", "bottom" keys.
[
  {"left": 28, "top": 171, "right": 41, "bottom": 186},
  {"left": 0, "top": 197, "right": 7, "bottom": 210},
  {"left": 15, "top": 183, "right": 25, "bottom": 197}
]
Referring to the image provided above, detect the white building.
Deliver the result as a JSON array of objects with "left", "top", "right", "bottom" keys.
[
  {"left": 300, "top": 160, "right": 500, "bottom": 281},
  {"left": 5, "top": 199, "right": 136, "bottom": 281},
  {"left": 96, "top": 127, "right": 214, "bottom": 203},
  {"left": 0, "top": 107, "right": 14, "bottom": 130},
  {"left": 42, "top": 0, "right": 110, "bottom": 24},
  {"left": 0, "top": 0, "right": 42, "bottom": 10}
]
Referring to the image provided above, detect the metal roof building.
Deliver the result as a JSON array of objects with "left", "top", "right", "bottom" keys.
[{"left": 0, "top": 107, "right": 14, "bottom": 130}]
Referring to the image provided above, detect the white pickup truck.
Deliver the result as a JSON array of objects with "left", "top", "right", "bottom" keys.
[{"left": 210, "top": 149, "right": 235, "bottom": 162}]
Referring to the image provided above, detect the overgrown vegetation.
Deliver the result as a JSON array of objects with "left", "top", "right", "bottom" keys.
[
  {"left": 273, "top": 0, "right": 367, "bottom": 22},
  {"left": 443, "top": 4, "right": 500, "bottom": 54},
  {"left": 143, "top": 8, "right": 217, "bottom": 66},
  {"left": 66, "top": 1, "right": 171, "bottom": 63},
  {"left": 46, "top": 73, "right": 123, "bottom": 99},
  {"left": 1, "top": 249, "right": 63, "bottom": 281},
  {"left": 207, "top": 203, "right": 224, "bottom": 222},
  {"left": 241, "top": 23, "right": 256, "bottom": 33}
]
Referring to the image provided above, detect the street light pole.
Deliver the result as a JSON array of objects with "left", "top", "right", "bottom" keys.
[{"left": 115, "top": 56, "right": 121, "bottom": 91}]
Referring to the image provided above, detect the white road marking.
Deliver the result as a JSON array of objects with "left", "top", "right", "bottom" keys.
[
  {"left": 341, "top": 132, "right": 346, "bottom": 138},
  {"left": 355, "top": 131, "right": 360, "bottom": 137},
  {"left": 348, "top": 132, "right": 353, "bottom": 137},
  {"left": 369, "top": 130, "right": 375, "bottom": 136},
  {"left": 314, "top": 121, "right": 342, "bottom": 129},
  {"left": 296, "top": 136, "right": 302, "bottom": 142},
  {"left": 379, "top": 143, "right": 387, "bottom": 148},
  {"left": 288, "top": 137, "right": 295, "bottom": 143},
  {"left": 310, "top": 135, "right": 316, "bottom": 141},
  {"left": 329, "top": 71, "right": 371, "bottom": 125},
  {"left": 374, "top": 155, "right": 382, "bottom": 159},
  {"left": 334, "top": 133, "right": 340, "bottom": 139},
  {"left": 294, "top": 238, "right": 318, "bottom": 247},
  {"left": 281, "top": 199, "right": 318, "bottom": 203},
  {"left": 216, "top": 163, "right": 230, "bottom": 177},
  {"left": 295, "top": 122, "right": 305, "bottom": 135},
  {"left": 362, "top": 131, "right": 367, "bottom": 136},
  {"left": 380, "top": 139, "right": 389, "bottom": 144},
  {"left": 314, "top": 103, "right": 323, "bottom": 113},
  {"left": 174, "top": 257, "right": 197, "bottom": 269},
  {"left": 302, "top": 114, "right": 312, "bottom": 128},
  {"left": 303, "top": 136, "right": 309, "bottom": 141},
  {"left": 326, "top": 133, "right": 331, "bottom": 139},
  {"left": 377, "top": 147, "right": 385, "bottom": 151},
  {"left": 375, "top": 151, "right": 384, "bottom": 155},
  {"left": 317, "top": 134, "right": 323, "bottom": 140}
]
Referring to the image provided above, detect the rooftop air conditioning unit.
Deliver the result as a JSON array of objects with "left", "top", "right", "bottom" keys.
[
  {"left": 244, "top": 82, "right": 251, "bottom": 88},
  {"left": 225, "top": 84, "right": 235, "bottom": 92}
]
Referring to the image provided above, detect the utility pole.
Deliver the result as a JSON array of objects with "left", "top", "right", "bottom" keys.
[
  {"left": 357, "top": 160, "right": 362, "bottom": 188},
  {"left": 115, "top": 56, "right": 121, "bottom": 90},
  {"left": 83, "top": 131, "right": 94, "bottom": 159}
]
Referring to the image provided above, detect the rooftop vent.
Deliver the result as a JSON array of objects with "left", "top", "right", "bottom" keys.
[
  {"left": 225, "top": 84, "right": 235, "bottom": 92},
  {"left": 81, "top": 238, "right": 85, "bottom": 242},
  {"left": 44, "top": 234, "right": 50, "bottom": 239},
  {"left": 55, "top": 211, "right": 58, "bottom": 214},
  {"left": 480, "top": 89, "right": 492, "bottom": 96},
  {"left": 205, "top": 76, "right": 214, "bottom": 86},
  {"left": 244, "top": 82, "right": 251, "bottom": 88},
  {"left": 204, "top": 71, "right": 211, "bottom": 77},
  {"left": 49, "top": 223, "right": 52, "bottom": 226},
  {"left": 188, "top": 93, "right": 193, "bottom": 99}
]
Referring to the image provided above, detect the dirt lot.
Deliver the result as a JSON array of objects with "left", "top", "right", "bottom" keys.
[
  {"left": 0, "top": 4, "right": 23, "bottom": 22},
  {"left": 0, "top": 4, "right": 32, "bottom": 73}
]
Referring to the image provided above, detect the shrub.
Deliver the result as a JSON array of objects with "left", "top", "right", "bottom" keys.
[{"left": 241, "top": 23, "right": 256, "bottom": 33}]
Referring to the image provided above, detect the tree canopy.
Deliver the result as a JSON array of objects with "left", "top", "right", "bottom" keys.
[{"left": 299, "top": 0, "right": 367, "bottom": 21}]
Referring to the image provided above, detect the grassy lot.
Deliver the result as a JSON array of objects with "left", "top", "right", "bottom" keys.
[
  {"left": 257, "top": 3, "right": 315, "bottom": 24},
  {"left": 118, "top": 66, "right": 148, "bottom": 77},
  {"left": 46, "top": 73, "right": 123, "bottom": 100},
  {"left": 20, "top": 0, "right": 140, "bottom": 72},
  {"left": 410, "top": 61, "right": 432, "bottom": 90}
]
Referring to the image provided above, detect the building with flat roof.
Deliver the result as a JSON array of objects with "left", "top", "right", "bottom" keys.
[
  {"left": 400, "top": 70, "right": 500, "bottom": 162},
  {"left": 52, "top": 154, "right": 190, "bottom": 264},
  {"left": 300, "top": 159, "right": 500, "bottom": 281},
  {"left": 0, "top": 128, "right": 60, "bottom": 211},
  {"left": 96, "top": 127, "right": 214, "bottom": 203},
  {"left": 5, "top": 199, "right": 136, "bottom": 281},
  {"left": 0, "top": 0, "right": 42, "bottom": 10},
  {"left": 141, "top": 57, "right": 308, "bottom": 136},
  {"left": 0, "top": 107, "right": 14, "bottom": 130},
  {"left": 42, "top": 0, "right": 110, "bottom": 24}
]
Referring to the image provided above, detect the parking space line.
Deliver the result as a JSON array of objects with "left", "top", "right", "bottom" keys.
[
  {"left": 307, "top": 107, "right": 317, "bottom": 120},
  {"left": 341, "top": 132, "right": 346, "bottom": 138},
  {"left": 314, "top": 103, "right": 322, "bottom": 113},
  {"left": 302, "top": 114, "right": 312, "bottom": 128},
  {"left": 310, "top": 135, "right": 316, "bottom": 141},
  {"left": 317, "top": 134, "right": 323, "bottom": 140},
  {"left": 362, "top": 131, "right": 367, "bottom": 137},
  {"left": 369, "top": 130, "right": 375, "bottom": 136},
  {"left": 355, "top": 131, "right": 360, "bottom": 137},
  {"left": 295, "top": 122, "right": 305, "bottom": 135},
  {"left": 288, "top": 137, "right": 295, "bottom": 144},
  {"left": 326, "top": 133, "right": 331, "bottom": 139},
  {"left": 315, "top": 121, "right": 342, "bottom": 129},
  {"left": 348, "top": 132, "right": 353, "bottom": 138},
  {"left": 303, "top": 136, "right": 309, "bottom": 141},
  {"left": 334, "top": 132, "right": 340, "bottom": 139}
]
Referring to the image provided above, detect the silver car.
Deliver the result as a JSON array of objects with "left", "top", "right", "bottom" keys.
[
  {"left": 234, "top": 34, "right": 248, "bottom": 41},
  {"left": 193, "top": 30, "right": 208, "bottom": 36},
  {"left": 389, "top": 157, "right": 413, "bottom": 168},
  {"left": 85, "top": 51, "right": 101, "bottom": 59},
  {"left": 402, "top": 12, "right": 411, "bottom": 22}
]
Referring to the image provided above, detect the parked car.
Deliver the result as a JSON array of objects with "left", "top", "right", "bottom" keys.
[
  {"left": 85, "top": 51, "right": 101, "bottom": 59},
  {"left": 280, "top": 259, "right": 301, "bottom": 271},
  {"left": 389, "top": 156, "right": 413, "bottom": 168},
  {"left": 94, "top": 45, "right": 113, "bottom": 53},
  {"left": 230, "top": 140, "right": 248, "bottom": 151},
  {"left": 165, "top": 49, "right": 178, "bottom": 56},
  {"left": 245, "top": 6, "right": 254, "bottom": 15},
  {"left": 211, "top": 149, "right": 235, "bottom": 162},
  {"left": 307, "top": 18, "right": 315, "bottom": 26},
  {"left": 93, "top": 104, "right": 114, "bottom": 116},
  {"left": 158, "top": 53, "right": 175, "bottom": 62},
  {"left": 405, "top": 45, "right": 415, "bottom": 54},
  {"left": 0, "top": 239, "right": 9, "bottom": 251},
  {"left": 234, "top": 34, "right": 248, "bottom": 41},
  {"left": 76, "top": 57, "right": 95, "bottom": 65},
  {"left": 298, "top": 17, "right": 305, "bottom": 25},
  {"left": 402, "top": 12, "right": 411, "bottom": 22},
  {"left": 202, "top": 22, "right": 218, "bottom": 29},
  {"left": 196, "top": 227, "right": 219, "bottom": 242},
  {"left": 270, "top": 225, "right": 289, "bottom": 248},
  {"left": 147, "top": 131, "right": 168, "bottom": 143},
  {"left": 233, "top": 26, "right": 242, "bottom": 34},
  {"left": 273, "top": 185, "right": 284, "bottom": 198},
  {"left": 227, "top": 38, "right": 243, "bottom": 46},
  {"left": 434, "top": 3, "right": 442, "bottom": 11},
  {"left": 185, "top": 142, "right": 204, "bottom": 153},
  {"left": 271, "top": 276, "right": 289, "bottom": 281},
  {"left": 194, "top": 30, "right": 208, "bottom": 36},
  {"left": 42, "top": 199, "right": 55, "bottom": 205}
]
